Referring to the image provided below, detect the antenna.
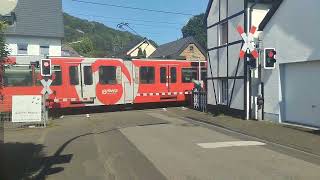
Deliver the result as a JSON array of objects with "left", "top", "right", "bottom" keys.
[{"left": 0, "top": 0, "right": 18, "bottom": 15}]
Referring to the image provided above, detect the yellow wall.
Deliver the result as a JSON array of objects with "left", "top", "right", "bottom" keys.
[
  {"left": 128, "top": 41, "right": 157, "bottom": 57},
  {"left": 180, "top": 44, "right": 206, "bottom": 61}
]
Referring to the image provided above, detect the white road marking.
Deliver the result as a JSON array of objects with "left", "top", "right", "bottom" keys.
[{"left": 197, "top": 141, "right": 266, "bottom": 149}]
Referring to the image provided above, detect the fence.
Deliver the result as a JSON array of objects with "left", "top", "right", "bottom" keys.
[{"left": 192, "top": 89, "right": 207, "bottom": 112}]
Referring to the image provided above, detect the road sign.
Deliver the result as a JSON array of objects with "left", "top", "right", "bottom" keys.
[
  {"left": 0, "top": 0, "right": 18, "bottom": 15},
  {"left": 237, "top": 25, "right": 259, "bottom": 59},
  {"left": 40, "top": 59, "right": 52, "bottom": 76},
  {"left": 41, "top": 79, "right": 53, "bottom": 95}
]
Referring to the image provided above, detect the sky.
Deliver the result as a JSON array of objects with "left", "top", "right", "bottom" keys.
[{"left": 63, "top": 0, "right": 209, "bottom": 45}]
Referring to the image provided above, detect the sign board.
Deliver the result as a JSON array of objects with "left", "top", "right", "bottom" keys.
[
  {"left": 12, "top": 95, "right": 42, "bottom": 122},
  {"left": 237, "top": 25, "right": 259, "bottom": 59},
  {"left": 0, "top": 0, "right": 18, "bottom": 15},
  {"left": 41, "top": 79, "right": 53, "bottom": 95}
]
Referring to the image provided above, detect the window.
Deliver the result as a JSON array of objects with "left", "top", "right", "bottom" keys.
[
  {"left": 18, "top": 44, "right": 28, "bottom": 55},
  {"left": 182, "top": 68, "right": 197, "bottom": 83},
  {"left": 99, "top": 66, "right": 117, "bottom": 85},
  {"left": 220, "top": 79, "right": 228, "bottom": 105},
  {"left": 189, "top": 45, "right": 194, "bottom": 51},
  {"left": 219, "top": 22, "right": 228, "bottom": 45},
  {"left": 69, "top": 66, "right": 79, "bottom": 85},
  {"left": 170, "top": 67, "right": 177, "bottom": 83},
  {"left": 40, "top": 45, "right": 49, "bottom": 56},
  {"left": 4, "top": 66, "right": 33, "bottom": 87},
  {"left": 160, "top": 67, "right": 167, "bottom": 83},
  {"left": 140, "top": 66, "right": 155, "bottom": 84},
  {"left": 201, "top": 68, "right": 207, "bottom": 81},
  {"left": 84, "top": 66, "right": 93, "bottom": 85}
]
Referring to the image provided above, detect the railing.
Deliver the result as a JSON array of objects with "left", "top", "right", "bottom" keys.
[{"left": 192, "top": 89, "right": 207, "bottom": 112}]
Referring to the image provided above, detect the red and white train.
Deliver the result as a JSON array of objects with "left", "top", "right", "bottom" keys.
[{"left": 0, "top": 56, "right": 206, "bottom": 112}]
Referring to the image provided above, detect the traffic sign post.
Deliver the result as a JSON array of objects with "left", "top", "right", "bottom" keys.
[{"left": 40, "top": 76, "right": 53, "bottom": 126}]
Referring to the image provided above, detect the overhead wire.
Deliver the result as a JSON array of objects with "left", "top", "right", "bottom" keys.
[{"left": 71, "top": 0, "right": 194, "bottom": 16}]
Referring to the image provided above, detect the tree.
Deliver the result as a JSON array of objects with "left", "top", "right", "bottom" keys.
[
  {"left": 181, "top": 13, "right": 207, "bottom": 49},
  {"left": 0, "top": 21, "right": 9, "bottom": 62},
  {"left": 71, "top": 36, "right": 94, "bottom": 57}
]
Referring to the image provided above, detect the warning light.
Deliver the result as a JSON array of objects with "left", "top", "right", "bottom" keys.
[{"left": 41, "top": 59, "right": 52, "bottom": 76}]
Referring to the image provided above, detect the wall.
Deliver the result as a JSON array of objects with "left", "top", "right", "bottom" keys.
[
  {"left": 6, "top": 35, "right": 62, "bottom": 56},
  {"left": 179, "top": 44, "right": 206, "bottom": 61},
  {"left": 261, "top": 0, "right": 320, "bottom": 122},
  {"left": 207, "top": 0, "right": 245, "bottom": 111},
  {"left": 129, "top": 42, "right": 157, "bottom": 58}
]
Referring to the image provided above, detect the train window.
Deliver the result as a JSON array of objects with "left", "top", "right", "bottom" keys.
[
  {"left": 35, "top": 65, "right": 62, "bottom": 86},
  {"left": 83, "top": 66, "right": 93, "bottom": 85},
  {"left": 69, "top": 66, "right": 79, "bottom": 85},
  {"left": 160, "top": 67, "right": 167, "bottom": 83},
  {"left": 3, "top": 66, "right": 33, "bottom": 87},
  {"left": 182, "top": 68, "right": 198, "bottom": 83},
  {"left": 170, "top": 67, "right": 177, "bottom": 83},
  {"left": 99, "top": 66, "right": 117, "bottom": 84},
  {"left": 140, "top": 66, "right": 155, "bottom": 84}
]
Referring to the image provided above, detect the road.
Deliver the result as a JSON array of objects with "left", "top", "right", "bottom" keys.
[{"left": 3, "top": 107, "right": 320, "bottom": 180}]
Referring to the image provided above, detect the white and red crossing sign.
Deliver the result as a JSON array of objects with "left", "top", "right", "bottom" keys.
[
  {"left": 237, "top": 25, "right": 259, "bottom": 59},
  {"left": 41, "top": 79, "right": 53, "bottom": 95}
]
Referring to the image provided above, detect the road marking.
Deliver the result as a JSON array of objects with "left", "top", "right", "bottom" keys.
[{"left": 197, "top": 141, "right": 266, "bottom": 149}]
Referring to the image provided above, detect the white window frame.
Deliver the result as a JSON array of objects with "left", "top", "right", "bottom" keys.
[
  {"left": 219, "top": 79, "right": 228, "bottom": 105},
  {"left": 219, "top": 22, "right": 228, "bottom": 45}
]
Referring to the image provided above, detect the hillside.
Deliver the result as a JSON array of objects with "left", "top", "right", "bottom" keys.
[{"left": 63, "top": 13, "right": 145, "bottom": 57}]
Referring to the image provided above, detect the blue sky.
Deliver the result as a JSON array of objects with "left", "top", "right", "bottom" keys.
[{"left": 63, "top": 0, "right": 209, "bottom": 45}]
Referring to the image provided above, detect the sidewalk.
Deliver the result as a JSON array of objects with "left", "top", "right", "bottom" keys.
[{"left": 169, "top": 107, "right": 320, "bottom": 156}]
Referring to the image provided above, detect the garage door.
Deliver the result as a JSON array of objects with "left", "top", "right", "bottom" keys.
[{"left": 281, "top": 60, "right": 320, "bottom": 128}]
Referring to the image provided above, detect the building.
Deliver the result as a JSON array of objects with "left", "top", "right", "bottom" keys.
[
  {"left": 206, "top": 0, "right": 320, "bottom": 128},
  {"left": 117, "top": 38, "right": 157, "bottom": 58},
  {"left": 61, "top": 44, "right": 81, "bottom": 57},
  {"left": 3, "top": 0, "right": 64, "bottom": 57},
  {"left": 150, "top": 36, "right": 207, "bottom": 61}
]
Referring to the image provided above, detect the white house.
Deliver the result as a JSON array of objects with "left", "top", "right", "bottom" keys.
[
  {"left": 206, "top": 0, "right": 320, "bottom": 128},
  {"left": 3, "top": 0, "right": 64, "bottom": 57}
]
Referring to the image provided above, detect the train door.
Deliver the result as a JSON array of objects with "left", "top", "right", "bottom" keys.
[
  {"left": 69, "top": 63, "right": 95, "bottom": 100},
  {"left": 80, "top": 63, "right": 95, "bottom": 98},
  {"left": 159, "top": 65, "right": 178, "bottom": 93},
  {"left": 124, "top": 61, "right": 134, "bottom": 104}
]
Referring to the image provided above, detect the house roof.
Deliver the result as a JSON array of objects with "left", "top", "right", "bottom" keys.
[
  {"left": 4, "top": 0, "right": 64, "bottom": 38},
  {"left": 113, "top": 38, "right": 157, "bottom": 58},
  {"left": 149, "top": 36, "right": 207, "bottom": 59},
  {"left": 258, "top": 0, "right": 283, "bottom": 30}
]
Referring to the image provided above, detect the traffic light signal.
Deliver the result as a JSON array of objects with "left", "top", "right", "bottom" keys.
[
  {"left": 264, "top": 48, "right": 277, "bottom": 69},
  {"left": 40, "top": 59, "right": 52, "bottom": 76}
]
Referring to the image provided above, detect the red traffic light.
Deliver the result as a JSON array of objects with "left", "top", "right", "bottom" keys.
[
  {"left": 44, "top": 62, "right": 50, "bottom": 67},
  {"left": 268, "top": 51, "right": 274, "bottom": 58}
]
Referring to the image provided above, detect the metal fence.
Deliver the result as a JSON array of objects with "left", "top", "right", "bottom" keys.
[{"left": 192, "top": 89, "right": 207, "bottom": 112}]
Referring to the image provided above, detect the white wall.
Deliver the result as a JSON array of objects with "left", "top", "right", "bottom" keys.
[
  {"left": 5, "top": 35, "right": 62, "bottom": 56},
  {"left": 261, "top": 0, "right": 320, "bottom": 122}
]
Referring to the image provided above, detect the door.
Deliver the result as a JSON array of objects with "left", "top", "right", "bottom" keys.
[
  {"left": 159, "top": 66, "right": 178, "bottom": 93},
  {"left": 281, "top": 61, "right": 320, "bottom": 127},
  {"left": 81, "top": 64, "right": 95, "bottom": 98}
]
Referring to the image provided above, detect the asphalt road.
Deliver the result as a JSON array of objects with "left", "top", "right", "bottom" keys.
[{"left": 3, "top": 107, "right": 320, "bottom": 180}]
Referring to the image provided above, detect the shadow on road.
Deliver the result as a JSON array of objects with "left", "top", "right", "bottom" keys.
[
  {"left": 50, "top": 102, "right": 188, "bottom": 118},
  {"left": 0, "top": 142, "right": 73, "bottom": 180}
]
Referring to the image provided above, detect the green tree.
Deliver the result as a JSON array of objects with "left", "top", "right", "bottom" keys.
[
  {"left": 0, "top": 21, "right": 9, "bottom": 62},
  {"left": 71, "top": 36, "right": 94, "bottom": 57},
  {"left": 182, "top": 13, "right": 207, "bottom": 49}
]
